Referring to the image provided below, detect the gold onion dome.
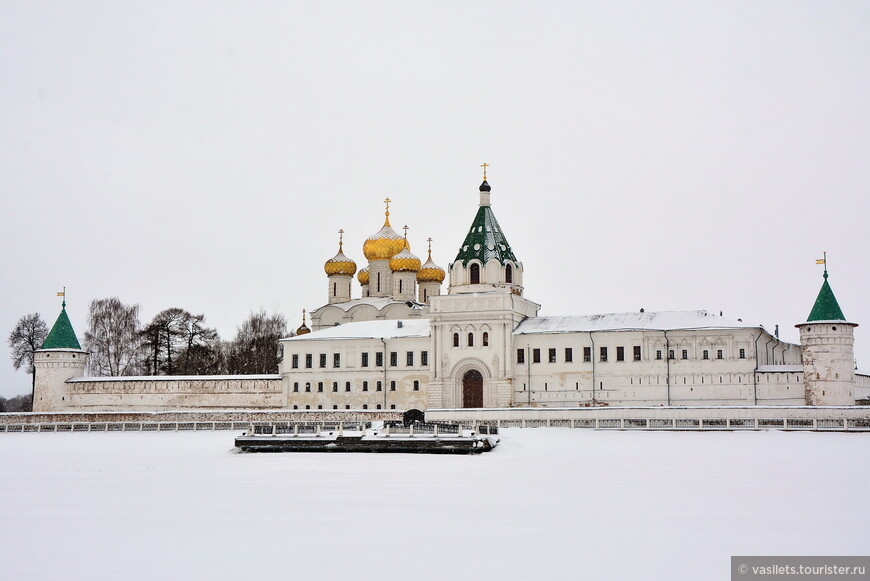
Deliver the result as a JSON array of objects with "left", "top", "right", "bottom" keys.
[
  {"left": 357, "top": 266, "right": 370, "bottom": 285},
  {"left": 363, "top": 198, "right": 406, "bottom": 261},
  {"left": 417, "top": 240, "right": 445, "bottom": 283},
  {"left": 390, "top": 238, "right": 421, "bottom": 272},
  {"left": 324, "top": 231, "right": 357, "bottom": 276}
]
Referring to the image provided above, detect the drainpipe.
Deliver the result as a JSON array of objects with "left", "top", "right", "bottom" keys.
[
  {"left": 381, "top": 338, "right": 388, "bottom": 410},
  {"left": 589, "top": 332, "right": 596, "bottom": 405},
  {"left": 753, "top": 330, "right": 764, "bottom": 406},
  {"left": 664, "top": 330, "right": 671, "bottom": 406},
  {"left": 527, "top": 345, "right": 531, "bottom": 406}
]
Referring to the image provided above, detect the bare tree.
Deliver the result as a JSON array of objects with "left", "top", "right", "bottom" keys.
[
  {"left": 227, "top": 310, "right": 287, "bottom": 374},
  {"left": 83, "top": 298, "right": 142, "bottom": 376},
  {"left": 8, "top": 313, "right": 49, "bottom": 400},
  {"left": 140, "top": 308, "right": 220, "bottom": 375},
  {"left": 175, "top": 312, "right": 220, "bottom": 375}
]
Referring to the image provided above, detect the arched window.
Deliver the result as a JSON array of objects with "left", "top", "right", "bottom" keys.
[
  {"left": 482, "top": 332, "right": 489, "bottom": 346},
  {"left": 505, "top": 264, "right": 513, "bottom": 283},
  {"left": 333, "top": 282, "right": 337, "bottom": 296},
  {"left": 453, "top": 333, "right": 459, "bottom": 347},
  {"left": 399, "top": 279, "right": 403, "bottom": 294},
  {"left": 468, "top": 332, "right": 474, "bottom": 347},
  {"left": 470, "top": 263, "right": 480, "bottom": 284}
]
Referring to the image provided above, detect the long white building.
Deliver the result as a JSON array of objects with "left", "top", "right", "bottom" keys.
[{"left": 32, "top": 176, "right": 868, "bottom": 412}]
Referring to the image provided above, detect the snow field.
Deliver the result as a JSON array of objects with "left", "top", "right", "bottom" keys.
[{"left": 0, "top": 429, "right": 866, "bottom": 580}]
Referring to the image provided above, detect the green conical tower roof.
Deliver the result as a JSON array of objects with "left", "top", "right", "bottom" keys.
[
  {"left": 452, "top": 181, "right": 518, "bottom": 266},
  {"left": 807, "top": 271, "right": 847, "bottom": 322},
  {"left": 42, "top": 304, "right": 82, "bottom": 349}
]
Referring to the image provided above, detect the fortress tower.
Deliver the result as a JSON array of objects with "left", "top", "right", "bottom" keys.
[
  {"left": 33, "top": 301, "right": 87, "bottom": 412},
  {"left": 796, "top": 267, "right": 857, "bottom": 405}
]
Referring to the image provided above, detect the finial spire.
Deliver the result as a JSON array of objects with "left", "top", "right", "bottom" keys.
[
  {"left": 817, "top": 252, "right": 828, "bottom": 279},
  {"left": 338, "top": 228, "right": 345, "bottom": 250},
  {"left": 427, "top": 237, "right": 433, "bottom": 259},
  {"left": 383, "top": 197, "right": 392, "bottom": 226},
  {"left": 57, "top": 286, "right": 66, "bottom": 309},
  {"left": 301, "top": 309, "right": 306, "bottom": 325},
  {"left": 480, "top": 162, "right": 489, "bottom": 181}
]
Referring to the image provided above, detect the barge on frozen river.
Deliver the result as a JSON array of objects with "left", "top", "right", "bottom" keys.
[{"left": 234, "top": 421, "right": 499, "bottom": 454}]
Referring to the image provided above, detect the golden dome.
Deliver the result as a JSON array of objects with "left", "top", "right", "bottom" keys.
[
  {"left": 417, "top": 240, "right": 445, "bottom": 283},
  {"left": 324, "top": 235, "right": 357, "bottom": 276},
  {"left": 295, "top": 310, "right": 310, "bottom": 336},
  {"left": 357, "top": 266, "right": 370, "bottom": 285},
  {"left": 390, "top": 238, "right": 421, "bottom": 272},
  {"left": 363, "top": 198, "right": 405, "bottom": 261}
]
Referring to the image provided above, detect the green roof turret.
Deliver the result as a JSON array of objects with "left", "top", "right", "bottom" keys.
[
  {"left": 42, "top": 304, "right": 82, "bottom": 349},
  {"left": 452, "top": 179, "right": 518, "bottom": 267},
  {"left": 806, "top": 270, "right": 847, "bottom": 322}
]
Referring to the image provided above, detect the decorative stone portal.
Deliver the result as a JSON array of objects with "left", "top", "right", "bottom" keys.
[{"left": 462, "top": 369, "right": 483, "bottom": 408}]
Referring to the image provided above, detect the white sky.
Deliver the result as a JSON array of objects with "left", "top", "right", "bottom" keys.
[{"left": 1, "top": 1, "right": 868, "bottom": 398}]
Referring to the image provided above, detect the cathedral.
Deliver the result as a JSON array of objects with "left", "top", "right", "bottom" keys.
[{"left": 32, "top": 173, "right": 869, "bottom": 412}]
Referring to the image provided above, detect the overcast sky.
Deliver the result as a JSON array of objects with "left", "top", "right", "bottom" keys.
[{"left": 1, "top": 1, "right": 868, "bottom": 398}]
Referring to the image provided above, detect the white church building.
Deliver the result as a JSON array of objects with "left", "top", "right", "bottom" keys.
[{"left": 32, "top": 175, "right": 869, "bottom": 412}]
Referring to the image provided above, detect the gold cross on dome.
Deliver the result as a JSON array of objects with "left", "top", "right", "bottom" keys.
[
  {"left": 338, "top": 229, "right": 345, "bottom": 249},
  {"left": 403, "top": 225, "right": 409, "bottom": 238},
  {"left": 427, "top": 237, "right": 433, "bottom": 252},
  {"left": 480, "top": 162, "right": 489, "bottom": 180},
  {"left": 384, "top": 197, "right": 391, "bottom": 213},
  {"left": 301, "top": 309, "right": 306, "bottom": 324}
]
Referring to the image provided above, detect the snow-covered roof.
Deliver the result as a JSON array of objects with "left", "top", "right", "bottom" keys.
[
  {"left": 514, "top": 310, "right": 761, "bottom": 335},
  {"left": 313, "top": 297, "right": 426, "bottom": 313},
  {"left": 756, "top": 365, "right": 803, "bottom": 373},
  {"left": 284, "top": 319, "right": 430, "bottom": 341}
]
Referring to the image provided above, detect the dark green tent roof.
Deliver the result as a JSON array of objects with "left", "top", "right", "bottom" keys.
[
  {"left": 807, "top": 272, "right": 847, "bottom": 322},
  {"left": 452, "top": 197, "right": 518, "bottom": 267},
  {"left": 42, "top": 306, "right": 82, "bottom": 349}
]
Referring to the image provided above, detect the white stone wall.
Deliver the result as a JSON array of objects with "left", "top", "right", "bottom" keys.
[
  {"left": 66, "top": 376, "right": 283, "bottom": 410},
  {"left": 32, "top": 349, "right": 87, "bottom": 412},
  {"left": 281, "top": 336, "right": 430, "bottom": 411}
]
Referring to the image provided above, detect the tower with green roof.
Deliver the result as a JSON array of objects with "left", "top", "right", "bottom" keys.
[
  {"left": 795, "top": 267, "right": 858, "bottom": 406},
  {"left": 428, "top": 173, "right": 540, "bottom": 409},
  {"left": 33, "top": 300, "right": 87, "bottom": 412}
]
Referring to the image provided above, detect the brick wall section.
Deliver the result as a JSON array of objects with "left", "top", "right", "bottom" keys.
[{"left": 0, "top": 410, "right": 403, "bottom": 426}]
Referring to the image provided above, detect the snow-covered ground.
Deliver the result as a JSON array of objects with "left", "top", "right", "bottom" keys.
[{"left": 0, "top": 429, "right": 866, "bottom": 580}]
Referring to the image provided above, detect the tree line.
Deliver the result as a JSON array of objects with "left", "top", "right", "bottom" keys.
[{"left": 7, "top": 298, "right": 289, "bottom": 406}]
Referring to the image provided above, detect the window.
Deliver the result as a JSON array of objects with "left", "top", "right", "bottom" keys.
[
  {"left": 305, "top": 382, "right": 311, "bottom": 392},
  {"left": 681, "top": 349, "right": 688, "bottom": 360},
  {"left": 549, "top": 348, "right": 556, "bottom": 363},
  {"left": 319, "top": 354, "right": 326, "bottom": 368},
  {"left": 470, "top": 263, "right": 480, "bottom": 284},
  {"left": 305, "top": 354, "right": 312, "bottom": 369},
  {"left": 293, "top": 382, "right": 299, "bottom": 392},
  {"left": 482, "top": 332, "right": 489, "bottom": 346},
  {"left": 390, "top": 404, "right": 396, "bottom": 410},
  {"left": 399, "top": 279, "right": 403, "bottom": 294},
  {"left": 361, "top": 352, "right": 369, "bottom": 367},
  {"left": 406, "top": 351, "right": 414, "bottom": 366},
  {"left": 616, "top": 347, "right": 624, "bottom": 362},
  {"left": 317, "top": 382, "right": 323, "bottom": 392},
  {"left": 305, "top": 405, "right": 310, "bottom": 410},
  {"left": 656, "top": 350, "right": 662, "bottom": 360},
  {"left": 453, "top": 333, "right": 459, "bottom": 347},
  {"left": 517, "top": 349, "right": 525, "bottom": 364},
  {"left": 739, "top": 348, "right": 746, "bottom": 359},
  {"left": 633, "top": 346, "right": 641, "bottom": 361},
  {"left": 668, "top": 349, "right": 675, "bottom": 360},
  {"left": 291, "top": 354, "right": 299, "bottom": 369},
  {"left": 505, "top": 263, "right": 513, "bottom": 283},
  {"left": 333, "top": 353, "right": 340, "bottom": 368},
  {"left": 702, "top": 350, "right": 709, "bottom": 360},
  {"left": 600, "top": 347, "right": 608, "bottom": 362},
  {"left": 333, "top": 405, "right": 338, "bottom": 410},
  {"left": 345, "top": 405, "right": 350, "bottom": 410},
  {"left": 565, "top": 348, "right": 573, "bottom": 363},
  {"left": 332, "top": 382, "right": 338, "bottom": 392},
  {"left": 363, "top": 404, "right": 368, "bottom": 410},
  {"left": 376, "top": 352, "right": 384, "bottom": 366},
  {"left": 363, "top": 381, "right": 369, "bottom": 392},
  {"left": 583, "top": 347, "right": 591, "bottom": 362},
  {"left": 390, "top": 381, "right": 396, "bottom": 391},
  {"left": 376, "top": 381, "right": 382, "bottom": 391},
  {"left": 468, "top": 333, "right": 474, "bottom": 347},
  {"left": 345, "top": 381, "right": 351, "bottom": 392},
  {"left": 293, "top": 405, "right": 298, "bottom": 410},
  {"left": 421, "top": 351, "right": 428, "bottom": 366},
  {"left": 532, "top": 348, "right": 541, "bottom": 363},
  {"left": 376, "top": 404, "right": 382, "bottom": 410},
  {"left": 717, "top": 349, "right": 723, "bottom": 360},
  {"left": 413, "top": 380, "right": 419, "bottom": 391},
  {"left": 390, "top": 352, "right": 397, "bottom": 366}
]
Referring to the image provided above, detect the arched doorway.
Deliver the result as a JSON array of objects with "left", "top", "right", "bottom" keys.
[{"left": 462, "top": 369, "right": 483, "bottom": 408}]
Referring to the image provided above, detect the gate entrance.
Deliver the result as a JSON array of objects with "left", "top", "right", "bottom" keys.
[{"left": 462, "top": 369, "right": 484, "bottom": 408}]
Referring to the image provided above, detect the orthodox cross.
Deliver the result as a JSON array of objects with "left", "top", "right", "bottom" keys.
[
  {"left": 338, "top": 228, "right": 345, "bottom": 248},
  {"left": 403, "top": 225, "right": 409, "bottom": 238},
  {"left": 480, "top": 162, "right": 489, "bottom": 180},
  {"left": 427, "top": 237, "right": 433, "bottom": 253}
]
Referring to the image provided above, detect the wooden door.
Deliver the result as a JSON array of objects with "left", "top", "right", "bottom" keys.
[{"left": 462, "top": 370, "right": 484, "bottom": 408}]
